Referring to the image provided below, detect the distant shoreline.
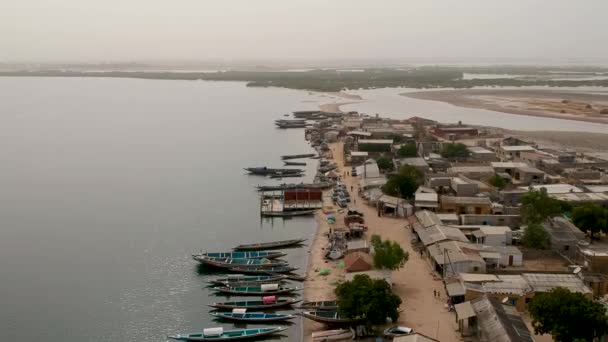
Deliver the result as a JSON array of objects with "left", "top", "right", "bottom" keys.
[{"left": 402, "top": 89, "right": 608, "bottom": 124}]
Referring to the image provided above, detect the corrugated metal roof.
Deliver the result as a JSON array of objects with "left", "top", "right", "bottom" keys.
[
  {"left": 472, "top": 296, "right": 534, "bottom": 342},
  {"left": 446, "top": 282, "right": 466, "bottom": 297},
  {"left": 522, "top": 273, "right": 591, "bottom": 294},
  {"left": 454, "top": 301, "right": 475, "bottom": 319}
]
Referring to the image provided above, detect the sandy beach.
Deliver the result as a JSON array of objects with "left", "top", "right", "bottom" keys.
[
  {"left": 403, "top": 89, "right": 608, "bottom": 124},
  {"left": 302, "top": 142, "right": 462, "bottom": 342}
]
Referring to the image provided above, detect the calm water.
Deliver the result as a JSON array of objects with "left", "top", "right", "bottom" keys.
[
  {"left": 0, "top": 78, "right": 318, "bottom": 342},
  {"left": 0, "top": 77, "right": 605, "bottom": 342}
]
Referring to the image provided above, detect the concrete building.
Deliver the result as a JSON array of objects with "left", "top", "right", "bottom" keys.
[
  {"left": 413, "top": 223, "right": 470, "bottom": 247},
  {"left": 394, "top": 157, "right": 431, "bottom": 173},
  {"left": 357, "top": 139, "right": 393, "bottom": 153},
  {"left": 440, "top": 196, "right": 492, "bottom": 215},
  {"left": 491, "top": 162, "right": 528, "bottom": 178},
  {"left": 415, "top": 192, "right": 439, "bottom": 211},
  {"left": 451, "top": 177, "right": 480, "bottom": 197},
  {"left": 461, "top": 214, "right": 522, "bottom": 229},
  {"left": 348, "top": 151, "right": 369, "bottom": 165},
  {"left": 377, "top": 194, "right": 413, "bottom": 217},
  {"left": 542, "top": 216, "right": 586, "bottom": 260},
  {"left": 468, "top": 146, "right": 498, "bottom": 162},
  {"left": 467, "top": 296, "right": 534, "bottom": 342},
  {"left": 448, "top": 165, "right": 496, "bottom": 180},
  {"left": 433, "top": 126, "right": 479, "bottom": 140},
  {"left": 356, "top": 159, "right": 380, "bottom": 179},
  {"left": 427, "top": 240, "right": 488, "bottom": 275},
  {"left": 497, "top": 145, "right": 536, "bottom": 161},
  {"left": 494, "top": 246, "right": 523, "bottom": 267},
  {"left": 512, "top": 166, "right": 545, "bottom": 185},
  {"left": 472, "top": 226, "right": 513, "bottom": 246}
]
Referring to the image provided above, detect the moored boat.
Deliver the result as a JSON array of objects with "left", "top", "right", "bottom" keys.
[
  {"left": 311, "top": 329, "right": 354, "bottom": 341},
  {"left": 261, "top": 210, "right": 315, "bottom": 217},
  {"left": 210, "top": 297, "right": 300, "bottom": 310},
  {"left": 299, "top": 311, "right": 360, "bottom": 324},
  {"left": 207, "top": 274, "right": 287, "bottom": 286},
  {"left": 280, "top": 153, "right": 316, "bottom": 160},
  {"left": 299, "top": 300, "right": 339, "bottom": 311},
  {"left": 244, "top": 167, "right": 304, "bottom": 176},
  {"left": 255, "top": 182, "right": 334, "bottom": 192},
  {"left": 213, "top": 283, "right": 300, "bottom": 296},
  {"left": 210, "top": 309, "right": 295, "bottom": 323},
  {"left": 193, "top": 256, "right": 289, "bottom": 269},
  {"left": 195, "top": 251, "right": 286, "bottom": 260},
  {"left": 227, "top": 265, "right": 298, "bottom": 274},
  {"left": 234, "top": 238, "right": 306, "bottom": 251},
  {"left": 284, "top": 161, "right": 306, "bottom": 166},
  {"left": 268, "top": 173, "right": 304, "bottom": 179},
  {"left": 167, "top": 327, "right": 286, "bottom": 341}
]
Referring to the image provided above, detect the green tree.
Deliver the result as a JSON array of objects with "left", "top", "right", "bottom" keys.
[
  {"left": 382, "top": 165, "right": 424, "bottom": 199},
  {"left": 335, "top": 274, "right": 402, "bottom": 326},
  {"left": 440, "top": 143, "right": 470, "bottom": 159},
  {"left": 370, "top": 234, "right": 409, "bottom": 270},
  {"left": 572, "top": 203, "right": 608, "bottom": 238},
  {"left": 375, "top": 155, "right": 394, "bottom": 171},
  {"left": 397, "top": 143, "right": 418, "bottom": 158},
  {"left": 521, "top": 188, "right": 563, "bottom": 224},
  {"left": 528, "top": 287, "right": 608, "bottom": 342},
  {"left": 521, "top": 222, "right": 550, "bottom": 249},
  {"left": 488, "top": 174, "right": 509, "bottom": 190}
]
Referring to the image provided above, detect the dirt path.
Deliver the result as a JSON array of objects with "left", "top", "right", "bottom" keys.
[{"left": 302, "top": 142, "right": 462, "bottom": 341}]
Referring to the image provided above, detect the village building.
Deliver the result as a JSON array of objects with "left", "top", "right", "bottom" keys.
[
  {"left": 471, "top": 225, "right": 513, "bottom": 246},
  {"left": 356, "top": 159, "right": 381, "bottom": 179},
  {"left": 468, "top": 146, "right": 498, "bottom": 162},
  {"left": 436, "top": 213, "right": 460, "bottom": 225},
  {"left": 376, "top": 194, "right": 413, "bottom": 217},
  {"left": 440, "top": 196, "right": 493, "bottom": 215},
  {"left": 542, "top": 216, "right": 586, "bottom": 260},
  {"left": 512, "top": 166, "right": 545, "bottom": 185},
  {"left": 357, "top": 139, "right": 393, "bottom": 153},
  {"left": 345, "top": 252, "right": 373, "bottom": 272},
  {"left": 415, "top": 192, "right": 439, "bottom": 211},
  {"left": 417, "top": 141, "right": 444, "bottom": 157},
  {"left": 448, "top": 165, "right": 496, "bottom": 180},
  {"left": 497, "top": 145, "right": 536, "bottom": 161},
  {"left": 348, "top": 151, "right": 369, "bottom": 165},
  {"left": 432, "top": 125, "right": 479, "bottom": 140},
  {"left": 451, "top": 177, "right": 480, "bottom": 197},
  {"left": 394, "top": 157, "right": 431, "bottom": 174},
  {"left": 346, "top": 239, "right": 370, "bottom": 254},
  {"left": 427, "top": 240, "right": 489, "bottom": 275},
  {"left": 413, "top": 223, "right": 470, "bottom": 247},
  {"left": 460, "top": 214, "right": 522, "bottom": 229},
  {"left": 455, "top": 295, "right": 534, "bottom": 342}
]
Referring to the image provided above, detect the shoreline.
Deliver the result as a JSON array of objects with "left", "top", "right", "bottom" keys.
[{"left": 402, "top": 89, "right": 608, "bottom": 124}]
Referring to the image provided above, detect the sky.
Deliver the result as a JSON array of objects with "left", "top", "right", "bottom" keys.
[{"left": 1, "top": 0, "right": 608, "bottom": 64}]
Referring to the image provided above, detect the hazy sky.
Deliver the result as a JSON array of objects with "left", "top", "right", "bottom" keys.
[{"left": 2, "top": 0, "right": 608, "bottom": 63}]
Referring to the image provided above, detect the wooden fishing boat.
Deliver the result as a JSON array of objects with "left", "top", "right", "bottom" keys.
[
  {"left": 168, "top": 327, "right": 286, "bottom": 341},
  {"left": 210, "top": 309, "right": 295, "bottom": 323},
  {"left": 195, "top": 251, "right": 286, "bottom": 260},
  {"left": 234, "top": 238, "right": 306, "bottom": 251},
  {"left": 213, "top": 283, "right": 300, "bottom": 296},
  {"left": 244, "top": 167, "right": 304, "bottom": 176},
  {"left": 284, "top": 161, "right": 306, "bottom": 166},
  {"left": 193, "top": 256, "right": 289, "bottom": 269},
  {"left": 210, "top": 297, "right": 301, "bottom": 310},
  {"left": 207, "top": 275, "right": 287, "bottom": 286},
  {"left": 299, "top": 300, "right": 338, "bottom": 311},
  {"left": 311, "top": 329, "right": 354, "bottom": 341},
  {"left": 299, "top": 311, "right": 359, "bottom": 324},
  {"left": 227, "top": 266, "right": 298, "bottom": 275},
  {"left": 255, "top": 182, "right": 334, "bottom": 192},
  {"left": 261, "top": 210, "right": 315, "bottom": 217},
  {"left": 280, "top": 153, "right": 316, "bottom": 160},
  {"left": 268, "top": 173, "right": 304, "bottom": 179}
]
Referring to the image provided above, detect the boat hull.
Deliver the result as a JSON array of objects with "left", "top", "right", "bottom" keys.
[
  {"left": 168, "top": 327, "right": 285, "bottom": 341},
  {"left": 210, "top": 299, "right": 300, "bottom": 310},
  {"left": 213, "top": 287, "right": 300, "bottom": 296},
  {"left": 234, "top": 238, "right": 306, "bottom": 251},
  {"left": 211, "top": 312, "right": 295, "bottom": 322}
]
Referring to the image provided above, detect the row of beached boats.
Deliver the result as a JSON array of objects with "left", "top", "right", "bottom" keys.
[{"left": 169, "top": 238, "right": 311, "bottom": 341}]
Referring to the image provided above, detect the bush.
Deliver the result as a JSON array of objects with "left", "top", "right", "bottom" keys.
[
  {"left": 397, "top": 143, "right": 417, "bottom": 158},
  {"left": 375, "top": 155, "right": 394, "bottom": 171},
  {"left": 440, "top": 143, "right": 469, "bottom": 159},
  {"left": 382, "top": 165, "right": 423, "bottom": 199},
  {"left": 370, "top": 234, "right": 409, "bottom": 270},
  {"left": 335, "top": 274, "right": 402, "bottom": 326},
  {"left": 521, "top": 222, "right": 549, "bottom": 249}
]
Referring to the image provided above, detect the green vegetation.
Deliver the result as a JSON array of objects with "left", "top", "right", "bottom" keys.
[
  {"left": 382, "top": 165, "right": 424, "bottom": 199},
  {"left": 375, "top": 155, "right": 394, "bottom": 172},
  {"left": 370, "top": 234, "right": 409, "bottom": 270},
  {"left": 572, "top": 203, "right": 608, "bottom": 238},
  {"left": 335, "top": 274, "right": 401, "bottom": 326},
  {"left": 3, "top": 65, "right": 608, "bottom": 92},
  {"left": 488, "top": 174, "right": 509, "bottom": 190},
  {"left": 528, "top": 287, "right": 608, "bottom": 342},
  {"left": 521, "top": 222, "right": 550, "bottom": 249},
  {"left": 521, "top": 188, "right": 563, "bottom": 224},
  {"left": 397, "top": 143, "right": 418, "bottom": 158},
  {"left": 440, "top": 143, "right": 470, "bottom": 159}
]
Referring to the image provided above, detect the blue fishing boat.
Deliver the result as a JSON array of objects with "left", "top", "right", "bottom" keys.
[
  {"left": 213, "top": 283, "right": 300, "bottom": 296},
  {"left": 207, "top": 274, "right": 287, "bottom": 286},
  {"left": 211, "top": 310, "right": 295, "bottom": 322},
  {"left": 195, "top": 251, "right": 286, "bottom": 260},
  {"left": 168, "top": 327, "right": 286, "bottom": 341},
  {"left": 193, "top": 256, "right": 289, "bottom": 269}
]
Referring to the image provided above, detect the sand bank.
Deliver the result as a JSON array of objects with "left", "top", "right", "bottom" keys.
[{"left": 403, "top": 89, "right": 608, "bottom": 124}]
